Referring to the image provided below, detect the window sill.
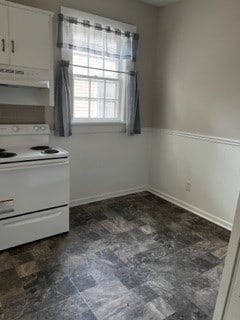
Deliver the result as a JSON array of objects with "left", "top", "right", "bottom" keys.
[
  {"left": 72, "top": 121, "right": 126, "bottom": 125},
  {"left": 71, "top": 122, "right": 126, "bottom": 134}
]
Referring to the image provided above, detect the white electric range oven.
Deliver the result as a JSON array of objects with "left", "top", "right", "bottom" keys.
[{"left": 0, "top": 124, "right": 69, "bottom": 251}]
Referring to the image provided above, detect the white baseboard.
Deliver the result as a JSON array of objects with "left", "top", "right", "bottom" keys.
[
  {"left": 70, "top": 185, "right": 147, "bottom": 207},
  {"left": 148, "top": 187, "right": 232, "bottom": 231},
  {"left": 70, "top": 185, "right": 232, "bottom": 231}
]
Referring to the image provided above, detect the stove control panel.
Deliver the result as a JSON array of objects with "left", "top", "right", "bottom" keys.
[{"left": 0, "top": 125, "right": 50, "bottom": 136}]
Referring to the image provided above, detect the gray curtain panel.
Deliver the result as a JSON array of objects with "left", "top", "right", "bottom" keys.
[
  {"left": 128, "top": 71, "right": 141, "bottom": 135},
  {"left": 127, "top": 33, "right": 141, "bottom": 135},
  {"left": 54, "top": 60, "right": 72, "bottom": 137}
]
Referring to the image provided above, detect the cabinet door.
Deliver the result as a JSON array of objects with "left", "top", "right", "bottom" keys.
[
  {"left": 0, "top": 5, "right": 9, "bottom": 65},
  {"left": 9, "top": 7, "right": 50, "bottom": 69}
]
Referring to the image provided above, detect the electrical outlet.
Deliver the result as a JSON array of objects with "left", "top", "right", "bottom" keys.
[{"left": 185, "top": 181, "right": 191, "bottom": 192}]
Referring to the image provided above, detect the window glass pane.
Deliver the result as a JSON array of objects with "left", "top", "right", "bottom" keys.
[
  {"left": 89, "top": 55, "right": 103, "bottom": 68},
  {"left": 89, "top": 30, "right": 104, "bottom": 53},
  {"left": 91, "top": 80, "right": 104, "bottom": 99},
  {"left": 73, "top": 52, "right": 88, "bottom": 65},
  {"left": 73, "top": 24, "right": 88, "bottom": 48},
  {"left": 104, "top": 58, "right": 118, "bottom": 79},
  {"left": 74, "top": 78, "right": 89, "bottom": 98},
  {"left": 73, "top": 52, "right": 88, "bottom": 75},
  {"left": 74, "top": 100, "right": 89, "bottom": 118},
  {"left": 90, "top": 100, "right": 104, "bottom": 118},
  {"left": 89, "top": 55, "right": 104, "bottom": 77},
  {"left": 105, "top": 35, "right": 118, "bottom": 57},
  {"left": 106, "top": 81, "right": 118, "bottom": 99},
  {"left": 105, "top": 101, "right": 116, "bottom": 118},
  {"left": 105, "top": 71, "right": 118, "bottom": 79},
  {"left": 105, "top": 58, "right": 118, "bottom": 70},
  {"left": 73, "top": 66, "right": 88, "bottom": 76}
]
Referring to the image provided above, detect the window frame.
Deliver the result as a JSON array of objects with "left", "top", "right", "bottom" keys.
[{"left": 60, "top": 7, "right": 136, "bottom": 125}]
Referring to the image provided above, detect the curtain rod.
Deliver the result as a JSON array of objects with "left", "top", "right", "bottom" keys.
[
  {"left": 59, "top": 14, "right": 139, "bottom": 39},
  {"left": 69, "top": 63, "right": 135, "bottom": 75}
]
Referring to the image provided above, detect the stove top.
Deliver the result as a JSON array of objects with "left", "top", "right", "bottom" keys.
[
  {"left": 0, "top": 125, "right": 69, "bottom": 164},
  {"left": 0, "top": 146, "right": 68, "bottom": 164}
]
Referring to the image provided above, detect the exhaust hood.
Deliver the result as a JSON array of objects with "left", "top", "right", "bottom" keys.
[
  {"left": 0, "top": 66, "right": 54, "bottom": 106},
  {"left": 0, "top": 67, "right": 50, "bottom": 88},
  {"left": 0, "top": 78, "right": 50, "bottom": 88}
]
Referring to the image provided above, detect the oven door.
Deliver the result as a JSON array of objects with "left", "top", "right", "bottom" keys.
[
  {"left": 0, "top": 158, "right": 69, "bottom": 219},
  {"left": 0, "top": 206, "right": 69, "bottom": 251}
]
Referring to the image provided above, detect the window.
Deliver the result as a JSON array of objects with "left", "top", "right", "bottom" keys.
[
  {"left": 72, "top": 51, "right": 123, "bottom": 122},
  {"left": 61, "top": 8, "right": 136, "bottom": 124}
]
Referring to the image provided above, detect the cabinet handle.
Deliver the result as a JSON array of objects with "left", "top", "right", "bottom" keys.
[
  {"left": 1, "top": 39, "right": 5, "bottom": 52},
  {"left": 11, "top": 40, "right": 15, "bottom": 53}
]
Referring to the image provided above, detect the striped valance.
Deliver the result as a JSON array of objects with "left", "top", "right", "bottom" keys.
[
  {"left": 58, "top": 13, "right": 139, "bottom": 39},
  {"left": 57, "top": 13, "right": 139, "bottom": 61}
]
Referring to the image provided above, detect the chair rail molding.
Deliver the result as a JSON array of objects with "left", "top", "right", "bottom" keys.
[{"left": 152, "top": 128, "right": 240, "bottom": 147}]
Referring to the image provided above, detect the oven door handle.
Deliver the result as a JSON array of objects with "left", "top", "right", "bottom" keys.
[
  {"left": 0, "top": 159, "right": 69, "bottom": 171},
  {"left": 3, "top": 210, "right": 63, "bottom": 227}
]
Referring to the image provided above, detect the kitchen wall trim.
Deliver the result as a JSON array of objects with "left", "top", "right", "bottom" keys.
[{"left": 153, "top": 128, "right": 240, "bottom": 147}]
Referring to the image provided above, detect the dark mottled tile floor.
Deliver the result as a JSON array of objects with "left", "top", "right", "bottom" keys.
[{"left": 0, "top": 192, "right": 230, "bottom": 320}]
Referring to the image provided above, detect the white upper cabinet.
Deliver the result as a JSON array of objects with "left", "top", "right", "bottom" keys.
[
  {"left": 0, "top": 1, "right": 54, "bottom": 106},
  {"left": 9, "top": 7, "right": 51, "bottom": 69},
  {"left": 0, "top": 3, "right": 52, "bottom": 70},
  {"left": 0, "top": 4, "right": 9, "bottom": 65}
]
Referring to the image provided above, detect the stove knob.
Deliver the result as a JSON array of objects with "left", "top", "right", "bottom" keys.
[
  {"left": 40, "top": 126, "right": 46, "bottom": 131},
  {"left": 12, "top": 126, "right": 20, "bottom": 132},
  {"left": 34, "top": 126, "right": 40, "bottom": 132}
]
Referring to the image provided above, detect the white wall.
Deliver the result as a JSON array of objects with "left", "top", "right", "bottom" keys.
[
  {"left": 149, "top": 129, "right": 240, "bottom": 230},
  {"left": 51, "top": 127, "right": 151, "bottom": 206},
  {"left": 50, "top": 125, "right": 239, "bottom": 230},
  {"left": 51, "top": 125, "right": 240, "bottom": 231}
]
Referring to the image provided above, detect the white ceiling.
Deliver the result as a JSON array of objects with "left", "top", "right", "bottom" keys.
[{"left": 141, "top": 0, "right": 180, "bottom": 7}]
